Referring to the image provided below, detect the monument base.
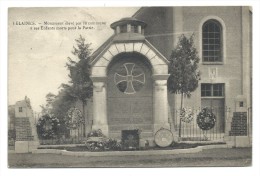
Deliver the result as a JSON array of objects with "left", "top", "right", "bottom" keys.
[
  {"left": 235, "top": 136, "right": 251, "bottom": 147},
  {"left": 15, "top": 141, "right": 39, "bottom": 153},
  {"left": 224, "top": 136, "right": 251, "bottom": 148}
]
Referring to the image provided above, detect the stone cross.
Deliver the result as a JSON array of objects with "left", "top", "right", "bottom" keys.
[{"left": 114, "top": 63, "right": 145, "bottom": 94}]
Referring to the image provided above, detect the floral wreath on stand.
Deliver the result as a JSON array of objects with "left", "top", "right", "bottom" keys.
[
  {"left": 180, "top": 108, "right": 194, "bottom": 123},
  {"left": 196, "top": 107, "right": 216, "bottom": 130},
  {"left": 66, "top": 107, "right": 84, "bottom": 130}
]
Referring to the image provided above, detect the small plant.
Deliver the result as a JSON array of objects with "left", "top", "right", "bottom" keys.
[
  {"left": 85, "top": 137, "right": 121, "bottom": 151},
  {"left": 84, "top": 130, "right": 123, "bottom": 151},
  {"left": 104, "top": 138, "right": 122, "bottom": 151}
]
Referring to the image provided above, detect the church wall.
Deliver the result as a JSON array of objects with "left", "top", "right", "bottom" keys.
[
  {"left": 161, "top": 7, "right": 252, "bottom": 140},
  {"left": 180, "top": 7, "right": 243, "bottom": 111},
  {"left": 134, "top": 6, "right": 247, "bottom": 112}
]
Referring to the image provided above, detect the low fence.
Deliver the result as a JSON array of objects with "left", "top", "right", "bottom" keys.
[
  {"left": 39, "top": 124, "right": 88, "bottom": 145},
  {"left": 8, "top": 129, "right": 16, "bottom": 147},
  {"left": 172, "top": 107, "right": 231, "bottom": 141},
  {"left": 9, "top": 107, "right": 252, "bottom": 145}
]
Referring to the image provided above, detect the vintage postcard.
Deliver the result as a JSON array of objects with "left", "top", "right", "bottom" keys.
[{"left": 7, "top": 6, "right": 252, "bottom": 169}]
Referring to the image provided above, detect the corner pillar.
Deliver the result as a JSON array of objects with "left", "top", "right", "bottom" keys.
[
  {"left": 153, "top": 74, "right": 170, "bottom": 134},
  {"left": 90, "top": 76, "right": 109, "bottom": 136}
]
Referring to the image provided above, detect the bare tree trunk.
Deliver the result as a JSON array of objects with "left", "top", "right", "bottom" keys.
[
  {"left": 78, "top": 127, "right": 79, "bottom": 142},
  {"left": 82, "top": 101, "right": 86, "bottom": 137},
  {"left": 179, "top": 93, "right": 184, "bottom": 137}
]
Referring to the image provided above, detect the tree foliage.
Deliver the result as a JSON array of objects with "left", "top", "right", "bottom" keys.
[
  {"left": 63, "top": 35, "right": 93, "bottom": 104},
  {"left": 62, "top": 35, "right": 93, "bottom": 136},
  {"left": 167, "top": 34, "right": 200, "bottom": 137},
  {"left": 39, "top": 90, "right": 76, "bottom": 137},
  {"left": 167, "top": 34, "right": 200, "bottom": 97},
  {"left": 40, "top": 92, "right": 56, "bottom": 115},
  {"left": 38, "top": 35, "right": 93, "bottom": 138},
  {"left": 36, "top": 114, "right": 61, "bottom": 139},
  {"left": 37, "top": 35, "right": 93, "bottom": 138}
]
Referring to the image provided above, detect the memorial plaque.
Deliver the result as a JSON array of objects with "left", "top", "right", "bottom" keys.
[
  {"left": 121, "top": 130, "right": 140, "bottom": 150},
  {"left": 229, "top": 112, "right": 248, "bottom": 136}
]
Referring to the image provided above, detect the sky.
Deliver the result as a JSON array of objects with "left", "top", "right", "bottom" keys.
[{"left": 8, "top": 7, "right": 139, "bottom": 112}]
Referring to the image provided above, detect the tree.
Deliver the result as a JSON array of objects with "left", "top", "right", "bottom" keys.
[
  {"left": 62, "top": 35, "right": 93, "bottom": 136},
  {"left": 167, "top": 34, "right": 200, "bottom": 137},
  {"left": 39, "top": 91, "right": 75, "bottom": 138},
  {"left": 36, "top": 114, "right": 61, "bottom": 139},
  {"left": 50, "top": 88, "right": 77, "bottom": 137},
  {"left": 38, "top": 36, "right": 93, "bottom": 138},
  {"left": 40, "top": 92, "right": 56, "bottom": 115}
]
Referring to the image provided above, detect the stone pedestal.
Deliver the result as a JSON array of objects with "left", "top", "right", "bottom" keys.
[
  {"left": 15, "top": 141, "right": 29, "bottom": 153},
  {"left": 235, "top": 136, "right": 251, "bottom": 147},
  {"left": 227, "top": 107, "right": 252, "bottom": 148},
  {"left": 15, "top": 141, "right": 39, "bottom": 153},
  {"left": 91, "top": 79, "right": 109, "bottom": 136},
  {"left": 15, "top": 116, "right": 39, "bottom": 153},
  {"left": 153, "top": 75, "right": 170, "bottom": 134},
  {"left": 225, "top": 136, "right": 251, "bottom": 148}
]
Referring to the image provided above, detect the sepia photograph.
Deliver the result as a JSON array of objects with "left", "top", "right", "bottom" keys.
[{"left": 3, "top": 4, "right": 256, "bottom": 171}]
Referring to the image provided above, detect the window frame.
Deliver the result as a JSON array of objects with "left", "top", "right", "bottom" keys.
[
  {"left": 18, "top": 107, "right": 23, "bottom": 112},
  {"left": 202, "top": 19, "right": 223, "bottom": 64},
  {"left": 201, "top": 83, "right": 225, "bottom": 98}
]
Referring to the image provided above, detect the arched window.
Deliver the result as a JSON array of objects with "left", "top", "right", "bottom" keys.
[{"left": 202, "top": 20, "right": 222, "bottom": 62}]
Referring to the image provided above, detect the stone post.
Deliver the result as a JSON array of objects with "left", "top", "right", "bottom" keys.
[
  {"left": 153, "top": 75, "right": 170, "bottom": 134},
  {"left": 91, "top": 77, "right": 109, "bottom": 136},
  {"left": 127, "top": 24, "right": 131, "bottom": 32},
  {"left": 116, "top": 26, "right": 120, "bottom": 34},
  {"left": 14, "top": 101, "right": 39, "bottom": 153},
  {"left": 137, "top": 25, "right": 142, "bottom": 34}
]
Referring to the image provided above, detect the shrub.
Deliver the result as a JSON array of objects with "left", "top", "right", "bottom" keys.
[
  {"left": 85, "top": 130, "right": 121, "bottom": 151},
  {"left": 36, "top": 114, "right": 60, "bottom": 139}
]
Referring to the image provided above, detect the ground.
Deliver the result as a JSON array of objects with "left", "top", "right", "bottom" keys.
[{"left": 8, "top": 147, "right": 251, "bottom": 168}]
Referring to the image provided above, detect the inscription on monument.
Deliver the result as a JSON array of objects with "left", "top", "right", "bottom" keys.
[{"left": 229, "top": 112, "right": 248, "bottom": 136}]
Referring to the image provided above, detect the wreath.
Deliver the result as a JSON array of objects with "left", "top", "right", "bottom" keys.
[
  {"left": 36, "top": 114, "right": 60, "bottom": 139},
  {"left": 66, "top": 107, "right": 84, "bottom": 130},
  {"left": 180, "top": 108, "right": 194, "bottom": 123},
  {"left": 196, "top": 108, "right": 216, "bottom": 130}
]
